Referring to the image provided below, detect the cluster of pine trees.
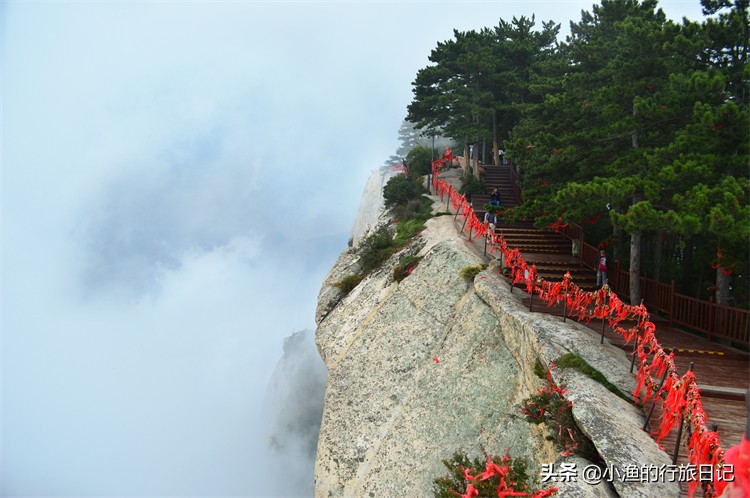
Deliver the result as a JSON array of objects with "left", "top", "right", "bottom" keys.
[{"left": 406, "top": 0, "right": 748, "bottom": 307}]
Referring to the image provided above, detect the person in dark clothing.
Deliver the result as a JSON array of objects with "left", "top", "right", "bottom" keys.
[{"left": 489, "top": 188, "right": 501, "bottom": 207}]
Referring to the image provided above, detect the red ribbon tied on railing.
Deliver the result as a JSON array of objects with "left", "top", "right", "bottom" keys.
[{"left": 431, "top": 176, "right": 727, "bottom": 496}]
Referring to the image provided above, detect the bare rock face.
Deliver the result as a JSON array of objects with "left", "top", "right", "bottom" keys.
[
  {"left": 314, "top": 216, "right": 554, "bottom": 497},
  {"left": 561, "top": 372, "right": 675, "bottom": 498},
  {"left": 314, "top": 205, "right": 679, "bottom": 498}
]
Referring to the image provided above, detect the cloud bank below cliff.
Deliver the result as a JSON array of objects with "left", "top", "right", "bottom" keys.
[{"left": 2, "top": 1, "right": 704, "bottom": 496}]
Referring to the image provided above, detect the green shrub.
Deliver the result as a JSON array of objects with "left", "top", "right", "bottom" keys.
[
  {"left": 383, "top": 174, "right": 426, "bottom": 207},
  {"left": 333, "top": 273, "right": 364, "bottom": 295},
  {"left": 406, "top": 145, "right": 434, "bottom": 179},
  {"left": 394, "top": 219, "right": 427, "bottom": 246},
  {"left": 359, "top": 225, "right": 397, "bottom": 274},
  {"left": 460, "top": 264, "right": 487, "bottom": 282},
  {"left": 533, "top": 358, "right": 547, "bottom": 380},
  {"left": 458, "top": 173, "right": 486, "bottom": 198},
  {"left": 555, "top": 353, "right": 632, "bottom": 403},
  {"left": 433, "top": 451, "right": 541, "bottom": 498},
  {"left": 391, "top": 196, "right": 432, "bottom": 223},
  {"left": 351, "top": 185, "right": 433, "bottom": 280},
  {"left": 521, "top": 378, "right": 599, "bottom": 461},
  {"left": 393, "top": 255, "right": 423, "bottom": 282},
  {"left": 483, "top": 203, "right": 505, "bottom": 215}
]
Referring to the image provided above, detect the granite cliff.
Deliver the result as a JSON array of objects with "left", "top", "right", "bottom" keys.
[{"left": 313, "top": 197, "right": 678, "bottom": 498}]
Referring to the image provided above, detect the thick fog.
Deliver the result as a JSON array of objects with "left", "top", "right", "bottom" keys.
[{"left": 2, "top": 2, "right": 704, "bottom": 497}]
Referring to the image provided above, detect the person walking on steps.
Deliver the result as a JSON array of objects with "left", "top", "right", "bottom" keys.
[
  {"left": 484, "top": 211, "right": 498, "bottom": 233},
  {"left": 596, "top": 249, "right": 608, "bottom": 287}
]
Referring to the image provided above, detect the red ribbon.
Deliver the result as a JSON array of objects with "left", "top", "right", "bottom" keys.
[{"left": 432, "top": 177, "right": 726, "bottom": 492}]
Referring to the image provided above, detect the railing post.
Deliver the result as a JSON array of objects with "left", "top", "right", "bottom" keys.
[
  {"left": 529, "top": 279, "right": 534, "bottom": 312},
  {"left": 669, "top": 280, "right": 675, "bottom": 327},
  {"left": 708, "top": 297, "right": 715, "bottom": 342},
  {"left": 630, "top": 299, "right": 645, "bottom": 373},
  {"left": 642, "top": 352, "right": 671, "bottom": 430},
  {"left": 629, "top": 336, "right": 639, "bottom": 374},
  {"left": 672, "top": 362, "right": 695, "bottom": 465}
]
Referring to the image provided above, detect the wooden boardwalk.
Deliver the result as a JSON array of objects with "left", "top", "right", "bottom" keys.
[{"left": 518, "top": 296, "right": 748, "bottom": 497}]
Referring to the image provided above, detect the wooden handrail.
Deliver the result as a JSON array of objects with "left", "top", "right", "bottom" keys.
[{"left": 557, "top": 222, "right": 748, "bottom": 346}]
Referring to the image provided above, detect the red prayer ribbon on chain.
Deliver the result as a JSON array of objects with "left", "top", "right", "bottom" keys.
[{"left": 431, "top": 176, "right": 727, "bottom": 496}]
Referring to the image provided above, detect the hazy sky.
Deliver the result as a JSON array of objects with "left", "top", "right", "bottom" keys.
[{"left": 2, "top": 1, "right": 705, "bottom": 496}]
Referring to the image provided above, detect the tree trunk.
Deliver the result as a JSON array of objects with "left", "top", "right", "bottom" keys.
[
  {"left": 653, "top": 233, "right": 662, "bottom": 281},
  {"left": 630, "top": 231, "right": 642, "bottom": 305},
  {"left": 629, "top": 191, "right": 643, "bottom": 303},
  {"left": 492, "top": 111, "right": 499, "bottom": 166},
  {"left": 715, "top": 266, "right": 731, "bottom": 305},
  {"left": 472, "top": 144, "right": 479, "bottom": 179},
  {"left": 463, "top": 143, "right": 470, "bottom": 177},
  {"left": 482, "top": 138, "right": 487, "bottom": 166}
]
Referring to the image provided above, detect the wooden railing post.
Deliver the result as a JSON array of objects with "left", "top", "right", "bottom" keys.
[
  {"left": 672, "top": 362, "right": 695, "bottom": 465},
  {"left": 669, "top": 280, "right": 675, "bottom": 327},
  {"left": 708, "top": 297, "right": 715, "bottom": 342},
  {"left": 643, "top": 353, "right": 671, "bottom": 430}
]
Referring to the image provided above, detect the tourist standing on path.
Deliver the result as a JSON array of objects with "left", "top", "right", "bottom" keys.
[
  {"left": 596, "top": 249, "right": 608, "bottom": 287},
  {"left": 484, "top": 211, "right": 498, "bottom": 232}
]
